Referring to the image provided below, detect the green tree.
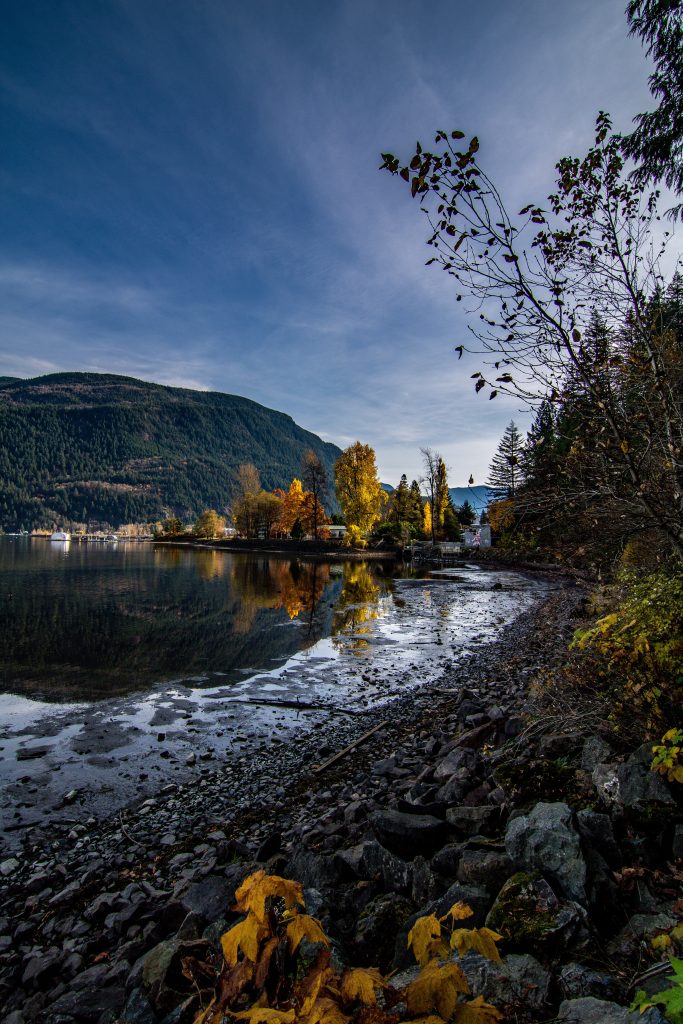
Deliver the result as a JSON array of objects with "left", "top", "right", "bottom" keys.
[
  {"left": 381, "top": 114, "right": 683, "bottom": 558},
  {"left": 487, "top": 422, "right": 524, "bottom": 499},
  {"left": 334, "top": 442, "right": 386, "bottom": 543},
  {"left": 162, "top": 516, "right": 183, "bottom": 535},
  {"left": 621, "top": 0, "right": 683, "bottom": 216},
  {"left": 457, "top": 500, "right": 476, "bottom": 527}
]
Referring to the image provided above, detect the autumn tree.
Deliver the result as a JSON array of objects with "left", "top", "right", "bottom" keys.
[
  {"left": 301, "top": 449, "right": 329, "bottom": 540},
  {"left": 381, "top": 114, "right": 683, "bottom": 558},
  {"left": 194, "top": 509, "right": 226, "bottom": 539},
  {"left": 334, "top": 442, "right": 386, "bottom": 544},
  {"left": 161, "top": 516, "right": 183, "bottom": 535},
  {"left": 421, "top": 448, "right": 450, "bottom": 542},
  {"left": 237, "top": 463, "right": 261, "bottom": 498},
  {"left": 487, "top": 422, "right": 524, "bottom": 499}
]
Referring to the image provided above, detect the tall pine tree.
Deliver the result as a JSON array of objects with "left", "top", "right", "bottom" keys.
[{"left": 487, "top": 421, "right": 524, "bottom": 498}]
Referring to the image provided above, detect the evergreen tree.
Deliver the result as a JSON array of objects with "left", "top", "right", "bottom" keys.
[
  {"left": 487, "top": 422, "right": 524, "bottom": 498},
  {"left": 457, "top": 500, "right": 476, "bottom": 527},
  {"left": 408, "top": 480, "right": 424, "bottom": 533}
]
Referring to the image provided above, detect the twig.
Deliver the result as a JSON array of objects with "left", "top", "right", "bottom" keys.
[
  {"left": 119, "top": 812, "right": 146, "bottom": 848},
  {"left": 313, "top": 721, "right": 389, "bottom": 774}
]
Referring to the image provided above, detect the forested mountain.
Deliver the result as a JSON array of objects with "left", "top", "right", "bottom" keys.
[{"left": 0, "top": 373, "right": 342, "bottom": 530}]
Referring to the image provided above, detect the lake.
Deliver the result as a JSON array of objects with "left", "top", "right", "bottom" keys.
[{"left": 0, "top": 537, "right": 547, "bottom": 837}]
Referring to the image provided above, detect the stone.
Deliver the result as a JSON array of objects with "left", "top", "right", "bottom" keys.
[
  {"left": 46, "top": 985, "right": 127, "bottom": 1022},
  {"left": 0, "top": 858, "right": 20, "bottom": 877},
  {"left": 559, "top": 962, "right": 622, "bottom": 1001},
  {"left": 431, "top": 843, "right": 462, "bottom": 877},
  {"left": 369, "top": 809, "right": 447, "bottom": 860},
  {"left": 353, "top": 892, "right": 416, "bottom": 971},
  {"left": 446, "top": 805, "right": 500, "bottom": 837},
  {"left": 580, "top": 735, "right": 614, "bottom": 770},
  {"left": 672, "top": 823, "right": 683, "bottom": 859},
  {"left": 143, "top": 937, "right": 211, "bottom": 1014},
  {"left": 460, "top": 950, "right": 552, "bottom": 1015},
  {"left": 334, "top": 840, "right": 412, "bottom": 894},
  {"left": 393, "top": 882, "right": 492, "bottom": 969},
  {"left": 557, "top": 996, "right": 667, "bottom": 1023},
  {"left": 433, "top": 746, "right": 480, "bottom": 782},
  {"left": 122, "top": 985, "right": 158, "bottom": 1024},
  {"left": 178, "top": 875, "right": 234, "bottom": 922},
  {"left": 287, "top": 849, "right": 339, "bottom": 890},
  {"left": 592, "top": 762, "right": 675, "bottom": 814},
  {"left": 505, "top": 802, "right": 587, "bottom": 905},
  {"left": 576, "top": 810, "right": 621, "bottom": 869},
  {"left": 486, "top": 873, "right": 589, "bottom": 955},
  {"left": 456, "top": 848, "right": 514, "bottom": 893},
  {"left": 21, "top": 949, "right": 63, "bottom": 988}
]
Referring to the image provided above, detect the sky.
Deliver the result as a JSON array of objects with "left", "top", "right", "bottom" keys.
[{"left": 0, "top": 0, "right": 657, "bottom": 486}]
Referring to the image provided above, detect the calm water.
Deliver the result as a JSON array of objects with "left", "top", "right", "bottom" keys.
[
  {"left": 0, "top": 537, "right": 401, "bottom": 701},
  {"left": 0, "top": 537, "right": 550, "bottom": 839}
]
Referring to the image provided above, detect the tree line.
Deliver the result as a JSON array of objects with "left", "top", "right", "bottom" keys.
[{"left": 163, "top": 443, "right": 478, "bottom": 546}]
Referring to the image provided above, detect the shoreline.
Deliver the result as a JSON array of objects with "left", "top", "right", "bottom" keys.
[{"left": 3, "top": 574, "right": 680, "bottom": 1024}]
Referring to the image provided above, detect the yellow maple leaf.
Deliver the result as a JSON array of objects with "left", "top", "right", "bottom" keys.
[
  {"left": 651, "top": 933, "right": 672, "bottom": 950},
  {"left": 440, "top": 902, "right": 474, "bottom": 925},
  {"left": 235, "top": 871, "right": 305, "bottom": 922},
  {"left": 450, "top": 927, "right": 502, "bottom": 963},
  {"left": 453, "top": 995, "right": 503, "bottom": 1023},
  {"left": 407, "top": 914, "right": 443, "bottom": 966},
  {"left": 340, "top": 968, "right": 385, "bottom": 1006},
  {"left": 232, "top": 1009, "right": 296, "bottom": 1024},
  {"left": 221, "top": 914, "right": 266, "bottom": 965},
  {"left": 286, "top": 913, "right": 330, "bottom": 953},
  {"left": 300, "top": 996, "right": 350, "bottom": 1024},
  {"left": 405, "top": 959, "right": 470, "bottom": 1020}
]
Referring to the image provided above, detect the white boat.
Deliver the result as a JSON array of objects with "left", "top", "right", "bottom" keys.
[{"left": 50, "top": 530, "right": 71, "bottom": 542}]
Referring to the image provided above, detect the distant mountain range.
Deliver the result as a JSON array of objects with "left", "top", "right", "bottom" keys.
[
  {"left": 381, "top": 483, "right": 494, "bottom": 516},
  {"left": 0, "top": 373, "right": 341, "bottom": 530}
]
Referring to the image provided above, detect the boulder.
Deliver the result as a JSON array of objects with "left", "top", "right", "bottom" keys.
[
  {"left": 557, "top": 996, "right": 667, "bottom": 1022},
  {"left": 369, "top": 809, "right": 447, "bottom": 860},
  {"left": 433, "top": 747, "right": 481, "bottom": 782},
  {"left": 177, "top": 875, "right": 234, "bottom": 923},
  {"left": 446, "top": 805, "right": 500, "bottom": 837},
  {"left": 592, "top": 762, "right": 675, "bottom": 817},
  {"left": 486, "top": 873, "right": 589, "bottom": 956},
  {"left": 334, "top": 840, "right": 412, "bottom": 894},
  {"left": 353, "top": 892, "right": 416, "bottom": 971},
  {"left": 559, "top": 962, "right": 622, "bottom": 1002},
  {"left": 456, "top": 847, "right": 514, "bottom": 893},
  {"left": 142, "top": 938, "right": 211, "bottom": 1015},
  {"left": 393, "top": 882, "right": 492, "bottom": 969},
  {"left": 460, "top": 950, "right": 552, "bottom": 1015},
  {"left": 505, "top": 802, "right": 587, "bottom": 905}
]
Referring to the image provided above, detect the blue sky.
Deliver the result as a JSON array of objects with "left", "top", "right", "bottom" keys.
[{"left": 0, "top": 0, "right": 654, "bottom": 485}]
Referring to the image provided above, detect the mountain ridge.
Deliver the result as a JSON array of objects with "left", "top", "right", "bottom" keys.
[{"left": 0, "top": 373, "right": 342, "bottom": 530}]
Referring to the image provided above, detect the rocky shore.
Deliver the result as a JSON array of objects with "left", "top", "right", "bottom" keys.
[{"left": 1, "top": 580, "right": 681, "bottom": 1024}]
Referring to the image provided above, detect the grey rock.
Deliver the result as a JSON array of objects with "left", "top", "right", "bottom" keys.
[
  {"left": 334, "top": 840, "right": 412, "bottom": 894},
  {"left": 580, "top": 735, "right": 613, "bottom": 771},
  {"left": 354, "top": 892, "right": 416, "bottom": 972},
  {"left": 456, "top": 848, "right": 513, "bottom": 892},
  {"left": 21, "top": 949, "right": 63, "bottom": 988},
  {"left": 446, "top": 805, "right": 500, "bottom": 837},
  {"left": 486, "top": 873, "right": 589, "bottom": 954},
  {"left": 576, "top": 810, "right": 621, "bottom": 869},
  {"left": 433, "top": 747, "right": 480, "bottom": 782},
  {"left": 121, "top": 985, "right": 158, "bottom": 1024},
  {"left": 559, "top": 962, "right": 621, "bottom": 1001},
  {"left": 460, "top": 950, "right": 552, "bottom": 1013},
  {"left": 47, "top": 985, "right": 127, "bottom": 1022},
  {"left": 0, "top": 858, "right": 20, "bottom": 877},
  {"left": 505, "top": 802, "right": 587, "bottom": 904},
  {"left": 178, "top": 875, "right": 234, "bottom": 922},
  {"left": 557, "top": 996, "right": 667, "bottom": 1023},
  {"left": 592, "top": 763, "right": 675, "bottom": 813},
  {"left": 369, "top": 809, "right": 447, "bottom": 859},
  {"left": 411, "top": 856, "right": 441, "bottom": 905},
  {"left": 143, "top": 938, "right": 210, "bottom": 1014},
  {"left": 431, "top": 843, "right": 462, "bottom": 877},
  {"left": 393, "top": 882, "right": 492, "bottom": 969},
  {"left": 672, "top": 823, "right": 683, "bottom": 859}
]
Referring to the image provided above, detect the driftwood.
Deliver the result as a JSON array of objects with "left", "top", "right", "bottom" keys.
[
  {"left": 313, "top": 720, "right": 389, "bottom": 774},
  {"left": 226, "top": 697, "right": 356, "bottom": 716}
]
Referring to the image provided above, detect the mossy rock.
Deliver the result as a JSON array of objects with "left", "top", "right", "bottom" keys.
[
  {"left": 494, "top": 754, "right": 593, "bottom": 807},
  {"left": 486, "top": 872, "right": 588, "bottom": 957}
]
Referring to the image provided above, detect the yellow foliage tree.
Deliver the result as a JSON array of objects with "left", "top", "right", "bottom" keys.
[
  {"left": 334, "top": 442, "right": 386, "bottom": 544},
  {"left": 193, "top": 509, "right": 226, "bottom": 539},
  {"left": 487, "top": 499, "right": 515, "bottom": 534},
  {"left": 423, "top": 499, "right": 432, "bottom": 539}
]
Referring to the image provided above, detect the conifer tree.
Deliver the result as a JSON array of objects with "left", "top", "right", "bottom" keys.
[
  {"left": 487, "top": 422, "right": 524, "bottom": 499},
  {"left": 408, "top": 479, "right": 424, "bottom": 533}
]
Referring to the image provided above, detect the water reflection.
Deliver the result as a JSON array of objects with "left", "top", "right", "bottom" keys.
[{"left": 0, "top": 539, "right": 398, "bottom": 702}]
